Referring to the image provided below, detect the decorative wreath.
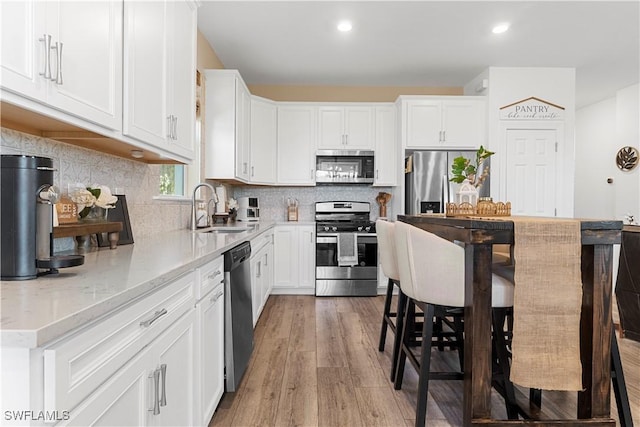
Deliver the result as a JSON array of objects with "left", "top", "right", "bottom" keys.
[{"left": 616, "top": 146, "right": 639, "bottom": 171}]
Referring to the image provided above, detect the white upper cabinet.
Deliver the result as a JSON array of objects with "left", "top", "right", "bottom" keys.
[
  {"left": 123, "top": 0, "right": 196, "bottom": 160},
  {"left": 318, "top": 105, "right": 374, "bottom": 149},
  {"left": 276, "top": 104, "right": 317, "bottom": 185},
  {"left": 250, "top": 96, "right": 277, "bottom": 184},
  {"left": 374, "top": 105, "right": 398, "bottom": 186},
  {"left": 403, "top": 96, "right": 486, "bottom": 149},
  {"left": 203, "top": 70, "right": 251, "bottom": 182},
  {"left": 1, "top": 0, "right": 122, "bottom": 131}
]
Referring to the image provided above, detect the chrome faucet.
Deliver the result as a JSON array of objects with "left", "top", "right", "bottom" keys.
[{"left": 191, "top": 183, "right": 218, "bottom": 231}]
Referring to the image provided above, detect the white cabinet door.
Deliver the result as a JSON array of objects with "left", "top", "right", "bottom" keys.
[
  {"left": 250, "top": 96, "right": 277, "bottom": 184},
  {"left": 405, "top": 100, "right": 441, "bottom": 148},
  {"left": 1, "top": 0, "right": 47, "bottom": 100},
  {"left": 374, "top": 105, "right": 398, "bottom": 186},
  {"left": 199, "top": 285, "right": 225, "bottom": 427},
  {"left": 154, "top": 310, "right": 196, "bottom": 427},
  {"left": 298, "top": 226, "right": 316, "bottom": 288},
  {"left": 60, "top": 347, "right": 152, "bottom": 427},
  {"left": 204, "top": 70, "right": 251, "bottom": 182},
  {"left": 123, "top": 0, "right": 195, "bottom": 160},
  {"left": 441, "top": 100, "right": 485, "bottom": 148},
  {"left": 404, "top": 97, "right": 486, "bottom": 149},
  {"left": 167, "top": 0, "right": 196, "bottom": 159},
  {"left": 46, "top": 1, "right": 122, "bottom": 130},
  {"left": 318, "top": 106, "right": 373, "bottom": 149},
  {"left": 344, "top": 106, "right": 374, "bottom": 149},
  {"left": 276, "top": 105, "right": 316, "bottom": 185},
  {"left": 1, "top": 0, "right": 122, "bottom": 131},
  {"left": 318, "top": 106, "right": 344, "bottom": 148},
  {"left": 123, "top": 0, "right": 169, "bottom": 147},
  {"left": 274, "top": 226, "right": 299, "bottom": 289},
  {"left": 250, "top": 251, "right": 263, "bottom": 326},
  {"left": 235, "top": 84, "right": 251, "bottom": 181},
  {"left": 273, "top": 225, "right": 315, "bottom": 294}
]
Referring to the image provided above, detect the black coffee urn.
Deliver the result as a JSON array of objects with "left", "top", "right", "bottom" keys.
[{"left": 1, "top": 155, "right": 84, "bottom": 280}]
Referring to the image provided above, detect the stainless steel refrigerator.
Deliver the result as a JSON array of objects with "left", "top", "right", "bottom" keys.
[{"left": 405, "top": 150, "right": 490, "bottom": 214}]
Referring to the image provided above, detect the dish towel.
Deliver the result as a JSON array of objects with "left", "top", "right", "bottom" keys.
[
  {"left": 509, "top": 216, "right": 583, "bottom": 391},
  {"left": 337, "top": 233, "right": 358, "bottom": 266}
]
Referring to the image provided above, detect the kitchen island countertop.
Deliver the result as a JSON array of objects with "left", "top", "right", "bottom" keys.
[{"left": 0, "top": 222, "right": 277, "bottom": 349}]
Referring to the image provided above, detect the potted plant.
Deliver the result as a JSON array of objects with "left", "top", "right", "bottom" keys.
[{"left": 450, "top": 146, "right": 495, "bottom": 206}]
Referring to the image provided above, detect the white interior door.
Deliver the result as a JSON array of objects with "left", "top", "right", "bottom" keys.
[{"left": 505, "top": 128, "right": 558, "bottom": 216}]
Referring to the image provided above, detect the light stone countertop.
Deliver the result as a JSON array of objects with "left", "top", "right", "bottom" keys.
[{"left": 0, "top": 221, "right": 296, "bottom": 349}]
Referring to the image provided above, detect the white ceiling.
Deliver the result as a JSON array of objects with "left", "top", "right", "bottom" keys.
[{"left": 198, "top": 1, "right": 640, "bottom": 108}]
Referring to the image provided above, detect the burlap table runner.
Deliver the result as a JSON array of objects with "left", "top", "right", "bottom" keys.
[{"left": 509, "top": 216, "right": 583, "bottom": 391}]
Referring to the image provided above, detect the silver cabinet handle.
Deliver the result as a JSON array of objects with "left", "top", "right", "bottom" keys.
[
  {"left": 345, "top": 134, "right": 348, "bottom": 145},
  {"left": 264, "top": 253, "right": 268, "bottom": 267},
  {"left": 167, "top": 116, "right": 172, "bottom": 139},
  {"left": 376, "top": 169, "right": 379, "bottom": 180},
  {"left": 442, "top": 130, "right": 446, "bottom": 142},
  {"left": 150, "top": 369, "right": 160, "bottom": 415},
  {"left": 243, "top": 162, "right": 248, "bottom": 174},
  {"left": 210, "top": 289, "right": 224, "bottom": 303},
  {"left": 310, "top": 169, "right": 314, "bottom": 179},
  {"left": 172, "top": 116, "right": 178, "bottom": 140},
  {"left": 140, "top": 308, "right": 167, "bottom": 327},
  {"left": 39, "top": 34, "right": 52, "bottom": 79},
  {"left": 159, "top": 364, "right": 167, "bottom": 407},
  {"left": 207, "top": 270, "right": 222, "bottom": 281},
  {"left": 256, "top": 261, "right": 261, "bottom": 278},
  {"left": 251, "top": 166, "right": 254, "bottom": 177},
  {"left": 51, "top": 41, "right": 63, "bottom": 84}
]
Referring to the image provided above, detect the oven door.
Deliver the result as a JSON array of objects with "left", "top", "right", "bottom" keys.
[{"left": 316, "top": 233, "right": 378, "bottom": 296}]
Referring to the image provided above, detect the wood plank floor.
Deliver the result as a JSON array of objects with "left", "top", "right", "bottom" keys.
[{"left": 210, "top": 295, "right": 640, "bottom": 427}]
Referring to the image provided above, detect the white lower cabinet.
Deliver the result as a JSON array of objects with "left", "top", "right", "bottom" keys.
[
  {"left": 195, "top": 257, "right": 225, "bottom": 426},
  {"left": 62, "top": 310, "right": 196, "bottom": 427},
  {"left": 250, "top": 230, "right": 274, "bottom": 325},
  {"left": 273, "top": 225, "right": 315, "bottom": 294}
]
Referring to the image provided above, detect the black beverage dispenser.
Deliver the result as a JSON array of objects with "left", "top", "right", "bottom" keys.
[{"left": 1, "top": 155, "right": 84, "bottom": 280}]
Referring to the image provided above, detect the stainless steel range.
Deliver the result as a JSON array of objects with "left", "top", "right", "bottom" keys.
[{"left": 315, "top": 201, "right": 378, "bottom": 296}]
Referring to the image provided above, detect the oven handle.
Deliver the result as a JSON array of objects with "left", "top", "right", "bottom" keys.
[
  {"left": 316, "top": 233, "right": 377, "bottom": 244},
  {"left": 316, "top": 235, "right": 338, "bottom": 244}
]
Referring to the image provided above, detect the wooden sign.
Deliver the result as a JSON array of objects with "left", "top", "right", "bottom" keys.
[
  {"left": 56, "top": 196, "right": 78, "bottom": 224},
  {"left": 500, "top": 96, "right": 565, "bottom": 120}
]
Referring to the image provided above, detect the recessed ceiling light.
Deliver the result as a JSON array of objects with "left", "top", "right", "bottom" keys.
[
  {"left": 492, "top": 23, "right": 510, "bottom": 34},
  {"left": 337, "top": 21, "right": 353, "bottom": 32}
]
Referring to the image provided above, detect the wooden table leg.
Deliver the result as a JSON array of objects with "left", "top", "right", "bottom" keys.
[
  {"left": 579, "top": 244, "right": 613, "bottom": 419},
  {"left": 463, "top": 243, "right": 493, "bottom": 426}
]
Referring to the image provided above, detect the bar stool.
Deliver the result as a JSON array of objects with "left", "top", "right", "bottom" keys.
[
  {"left": 393, "top": 221, "right": 519, "bottom": 426},
  {"left": 376, "top": 219, "right": 400, "bottom": 354}
]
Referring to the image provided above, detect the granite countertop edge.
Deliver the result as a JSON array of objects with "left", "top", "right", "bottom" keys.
[{"left": 0, "top": 222, "right": 280, "bottom": 349}]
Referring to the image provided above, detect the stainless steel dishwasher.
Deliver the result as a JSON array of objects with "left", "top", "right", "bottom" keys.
[{"left": 223, "top": 241, "right": 253, "bottom": 392}]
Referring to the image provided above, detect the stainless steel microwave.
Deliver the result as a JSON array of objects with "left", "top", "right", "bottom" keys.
[{"left": 315, "top": 150, "right": 375, "bottom": 184}]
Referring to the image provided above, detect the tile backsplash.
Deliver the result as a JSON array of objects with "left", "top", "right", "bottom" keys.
[
  {"left": 0, "top": 128, "right": 193, "bottom": 250},
  {"left": 233, "top": 185, "right": 394, "bottom": 222},
  {"left": 1, "top": 127, "right": 396, "bottom": 252}
]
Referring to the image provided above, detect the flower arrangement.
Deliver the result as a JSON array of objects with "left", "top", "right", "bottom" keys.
[
  {"left": 449, "top": 145, "right": 495, "bottom": 188},
  {"left": 70, "top": 185, "right": 118, "bottom": 219}
]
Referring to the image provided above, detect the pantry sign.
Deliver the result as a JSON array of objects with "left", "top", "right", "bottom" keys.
[{"left": 500, "top": 96, "right": 564, "bottom": 120}]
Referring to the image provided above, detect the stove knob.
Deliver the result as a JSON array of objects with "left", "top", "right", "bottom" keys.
[
  {"left": 357, "top": 226, "right": 363, "bottom": 232},
  {"left": 331, "top": 226, "right": 338, "bottom": 232},
  {"left": 365, "top": 226, "right": 371, "bottom": 232},
  {"left": 323, "top": 226, "right": 330, "bottom": 232}
]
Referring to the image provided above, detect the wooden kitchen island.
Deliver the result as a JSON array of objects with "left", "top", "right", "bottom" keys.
[{"left": 398, "top": 214, "right": 623, "bottom": 426}]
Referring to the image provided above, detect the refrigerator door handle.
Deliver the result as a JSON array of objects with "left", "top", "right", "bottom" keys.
[{"left": 442, "top": 174, "right": 449, "bottom": 211}]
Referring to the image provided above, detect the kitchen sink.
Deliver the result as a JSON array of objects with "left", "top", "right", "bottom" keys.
[{"left": 197, "top": 225, "right": 252, "bottom": 233}]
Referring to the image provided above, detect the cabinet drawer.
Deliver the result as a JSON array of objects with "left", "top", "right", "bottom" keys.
[
  {"left": 43, "top": 272, "right": 195, "bottom": 414},
  {"left": 251, "top": 230, "right": 273, "bottom": 255},
  {"left": 197, "top": 256, "right": 224, "bottom": 300}
]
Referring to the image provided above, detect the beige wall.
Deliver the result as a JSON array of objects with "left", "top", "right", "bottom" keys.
[
  {"left": 248, "top": 85, "right": 462, "bottom": 102},
  {"left": 198, "top": 33, "right": 463, "bottom": 102},
  {"left": 197, "top": 30, "right": 225, "bottom": 70}
]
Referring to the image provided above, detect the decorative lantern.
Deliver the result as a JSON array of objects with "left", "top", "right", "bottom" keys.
[{"left": 456, "top": 180, "right": 479, "bottom": 206}]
